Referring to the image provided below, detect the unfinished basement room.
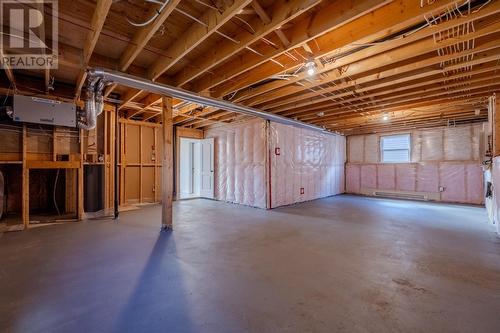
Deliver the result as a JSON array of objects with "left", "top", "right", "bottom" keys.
[{"left": 1, "top": 0, "right": 500, "bottom": 332}]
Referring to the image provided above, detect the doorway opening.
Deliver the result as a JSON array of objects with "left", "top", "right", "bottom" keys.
[{"left": 179, "top": 137, "right": 214, "bottom": 200}]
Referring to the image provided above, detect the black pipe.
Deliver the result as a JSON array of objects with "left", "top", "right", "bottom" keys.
[{"left": 114, "top": 106, "right": 119, "bottom": 220}]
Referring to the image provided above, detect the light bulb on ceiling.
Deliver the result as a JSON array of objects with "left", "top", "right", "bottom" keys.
[
  {"left": 382, "top": 113, "right": 389, "bottom": 121},
  {"left": 305, "top": 60, "right": 316, "bottom": 76}
]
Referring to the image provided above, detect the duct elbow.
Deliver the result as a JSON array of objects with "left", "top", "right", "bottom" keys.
[{"left": 77, "top": 77, "right": 104, "bottom": 130}]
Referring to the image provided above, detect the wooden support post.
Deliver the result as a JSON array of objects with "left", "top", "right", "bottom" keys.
[
  {"left": 78, "top": 129, "right": 84, "bottom": 220},
  {"left": 154, "top": 127, "right": 158, "bottom": 202},
  {"left": 139, "top": 126, "right": 143, "bottom": 203},
  {"left": 22, "top": 125, "right": 29, "bottom": 229},
  {"left": 120, "top": 122, "right": 125, "bottom": 205},
  {"left": 161, "top": 96, "right": 173, "bottom": 231}
]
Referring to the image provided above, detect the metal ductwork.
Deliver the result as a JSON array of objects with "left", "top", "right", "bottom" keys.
[
  {"left": 78, "top": 76, "right": 105, "bottom": 130},
  {"left": 87, "top": 68, "right": 334, "bottom": 134}
]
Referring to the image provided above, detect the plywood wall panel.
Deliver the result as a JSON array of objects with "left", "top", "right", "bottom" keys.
[
  {"left": 125, "top": 166, "right": 140, "bottom": 203},
  {"left": 142, "top": 166, "right": 155, "bottom": 202},
  {"left": 141, "top": 127, "right": 155, "bottom": 164},
  {"left": 125, "top": 124, "right": 140, "bottom": 164}
]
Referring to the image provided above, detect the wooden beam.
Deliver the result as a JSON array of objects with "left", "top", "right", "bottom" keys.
[
  {"left": 147, "top": 0, "right": 252, "bottom": 81},
  {"left": 311, "top": 88, "right": 498, "bottom": 125},
  {"left": 237, "top": 10, "right": 500, "bottom": 105},
  {"left": 103, "top": 0, "right": 181, "bottom": 97},
  {"left": 0, "top": 49, "right": 16, "bottom": 89},
  {"left": 120, "top": 0, "right": 180, "bottom": 72},
  {"left": 161, "top": 96, "right": 173, "bottom": 230},
  {"left": 202, "top": 0, "right": 457, "bottom": 97},
  {"left": 173, "top": 0, "right": 322, "bottom": 87},
  {"left": 251, "top": 0, "right": 290, "bottom": 47},
  {"left": 22, "top": 125, "right": 28, "bottom": 229},
  {"left": 75, "top": 0, "right": 113, "bottom": 99},
  {"left": 279, "top": 65, "right": 500, "bottom": 117},
  {"left": 26, "top": 160, "right": 81, "bottom": 169}
]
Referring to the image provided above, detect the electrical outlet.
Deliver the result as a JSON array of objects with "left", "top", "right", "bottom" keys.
[
  {"left": 300, "top": 187, "right": 304, "bottom": 195},
  {"left": 275, "top": 147, "right": 280, "bottom": 155},
  {"left": 439, "top": 186, "right": 445, "bottom": 192}
]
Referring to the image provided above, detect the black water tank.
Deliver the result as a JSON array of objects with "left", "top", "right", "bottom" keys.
[{"left": 84, "top": 165, "right": 104, "bottom": 212}]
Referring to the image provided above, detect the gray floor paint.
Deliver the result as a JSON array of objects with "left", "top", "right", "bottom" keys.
[{"left": 1, "top": 195, "right": 499, "bottom": 332}]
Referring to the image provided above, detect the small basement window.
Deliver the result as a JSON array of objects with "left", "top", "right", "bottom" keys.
[{"left": 381, "top": 134, "right": 411, "bottom": 163}]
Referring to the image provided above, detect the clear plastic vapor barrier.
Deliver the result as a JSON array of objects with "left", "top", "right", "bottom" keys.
[
  {"left": 269, "top": 122, "right": 345, "bottom": 208},
  {"left": 205, "top": 119, "right": 346, "bottom": 209},
  {"left": 205, "top": 119, "right": 267, "bottom": 209}
]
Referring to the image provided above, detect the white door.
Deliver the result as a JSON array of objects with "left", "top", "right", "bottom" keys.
[
  {"left": 179, "top": 139, "right": 202, "bottom": 199},
  {"left": 200, "top": 138, "right": 214, "bottom": 198}
]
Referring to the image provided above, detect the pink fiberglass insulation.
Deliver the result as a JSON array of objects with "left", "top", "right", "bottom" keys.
[
  {"left": 440, "top": 163, "right": 467, "bottom": 203},
  {"left": 377, "top": 164, "right": 396, "bottom": 190},
  {"left": 417, "top": 163, "right": 439, "bottom": 193},
  {"left": 396, "top": 164, "right": 416, "bottom": 192},
  {"left": 269, "top": 122, "right": 345, "bottom": 208},
  {"left": 346, "top": 164, "right": 360, "bottom": 194},
  {"left": 204, "top": 119, "right": 267, "bottom": 209},
  {"left": 345, "top": 124, "right": 485, "bottom": 205},
  {"left": 360, "top": 165, "right": 377, "bottom": 189}
]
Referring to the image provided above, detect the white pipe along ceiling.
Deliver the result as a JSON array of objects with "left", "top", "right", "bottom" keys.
[{"left": 87, "top": 68, "right": 334, "bottom": 134}]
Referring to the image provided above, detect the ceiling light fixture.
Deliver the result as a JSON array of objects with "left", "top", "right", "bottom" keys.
[
  {"left": 305, "top": 60, "right": 316, "bottom": 76},
  {"left": 382, "top": 113, "right": 389, "bottom": 121}
]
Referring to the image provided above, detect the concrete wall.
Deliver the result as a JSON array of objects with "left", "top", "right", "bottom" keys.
[{"left": 346, "top": 124, "right": 485, "bottom": 205}]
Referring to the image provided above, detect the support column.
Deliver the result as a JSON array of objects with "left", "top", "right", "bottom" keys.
[
  {"left": 161, "top": 96, "right": 173, "bottom": 231},
  {"left": 22, "top": 125, "right": 29, "bottom": 229}
]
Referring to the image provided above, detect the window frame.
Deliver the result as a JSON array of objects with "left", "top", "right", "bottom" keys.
[{"left": 380, "top": 133, "right": 411, "bottom": 163}]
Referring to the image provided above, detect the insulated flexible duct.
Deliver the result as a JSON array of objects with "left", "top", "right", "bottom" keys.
[{"left": 78, "top": 77, "right": 105, "bottom": 130}]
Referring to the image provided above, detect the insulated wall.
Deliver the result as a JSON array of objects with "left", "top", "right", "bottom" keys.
[
  {"left": 204, "top": 119, "right": 267, "bottom": 209},
  {"left": 269, "top": 122, "right": 345, "bottom": 208},
  {"left": 346, "top": 124, "right": 485, "bottom": 205}
]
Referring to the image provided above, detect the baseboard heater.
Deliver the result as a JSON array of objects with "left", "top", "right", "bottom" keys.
[{"left": 373, "top": 191, "right": 428, "bottom": 201}]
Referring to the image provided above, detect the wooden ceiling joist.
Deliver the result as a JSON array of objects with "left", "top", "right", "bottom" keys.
[
  {"left": 277, "top": 61, "right": 500, "bottom": 117},
  {"left": 74, "top": 0, "right": 113, "bottom": 99},
  {"left": 2, "top": 0, "right": 498, "bottom": 133},
  {"left": 104, "top": 0, "right": 181, "bottom": 97},
  {"left": 147, "top": 0, "right": 253, "bottom": 81},
  {"left": 172, "top": 0, "right": 322, "bottom": 88},
  {"left": 224, "top": 0, "right": 463, "bottom": 102},
  {"left": 0, "top": 49, "right": 16, "bottom": 90},
  {"left": 192, "top": 0, "right": 394, "bottom": 95},
  {"left": 240, "top": 15, "right": 500, "bottom": 108}
]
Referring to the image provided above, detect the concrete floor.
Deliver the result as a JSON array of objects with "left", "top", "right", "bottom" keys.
[{"left": 0, "top": 195, "right": 499, "bottom": 333}]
